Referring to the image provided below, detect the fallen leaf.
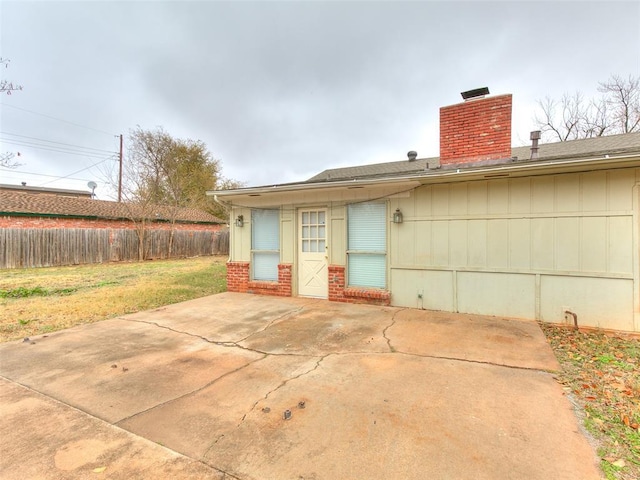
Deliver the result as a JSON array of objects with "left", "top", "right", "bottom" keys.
[
  {"left": 93, "top": 467, "right": 106, "bottom": 473},
  {"left": 612, "top": 459, "right": 626, "bottom": 468},
  {"left": 622, "top": 415, "right": 630, "bottom": 427}
]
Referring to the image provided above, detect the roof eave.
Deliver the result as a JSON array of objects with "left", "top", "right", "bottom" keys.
[{"left": 209, "top": 152, "right": 640, "bottom": 200}]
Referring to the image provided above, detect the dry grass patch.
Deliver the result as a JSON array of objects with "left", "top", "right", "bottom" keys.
[{"left": 0, "top": 257, "right": 227, "bottom": 342}]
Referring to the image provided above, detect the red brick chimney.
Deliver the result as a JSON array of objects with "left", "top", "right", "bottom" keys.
[{"left": 439, "top": 93, "right": 512, "bottom": 166}]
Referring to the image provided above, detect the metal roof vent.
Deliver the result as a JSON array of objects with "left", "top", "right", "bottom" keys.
[
  {"left": 530, "top": 130, "right": 541, "bottom": 160},
  {"left": 407, "top": 151, "right": 417, "bottom": 161},
  {"left": 461, "top": 87, "right": 490, "bottom": 101}
]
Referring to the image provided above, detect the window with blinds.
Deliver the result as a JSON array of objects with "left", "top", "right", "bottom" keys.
[
  {"left": 347, "top": 202, "right": 386, "bottom": 288},
  {"left": 251, "top": 209, "right": 280, "bottom": 281}
]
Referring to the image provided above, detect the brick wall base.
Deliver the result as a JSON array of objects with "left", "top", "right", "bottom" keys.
[
  {"left": 227, "top": 262, "right": 292, "bottom": 297},
  {"left": 328, "top": 265, "right": 390, "bottom": 306},
  {"left": 229, "top": 262, "right": 389, "bottom": 306},
  {"left": 227, "top": 261, "right": 250, "bottom": 293}
]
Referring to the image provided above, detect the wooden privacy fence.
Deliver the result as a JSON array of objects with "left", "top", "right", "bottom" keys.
[{"left": 0, "top": 228, "right": 229, "bottom": 269}]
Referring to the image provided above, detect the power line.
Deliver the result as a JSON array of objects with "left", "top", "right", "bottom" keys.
[
  {"left": 0, "top": 138, "right": 117, "bottom": 160},
  {"left": 38, "top": 157, "right": 112, "bottom": 186},
  {"left": 0, "top": 103, "right": 116, "bottom": 136},
  {"left": 0, "top": 157, "right": 113, "bottom": 186},
  {"left": 0, "top": 167, "right": 94, "bottom": 183},
  {"left": 0, "top": 131, "right": 117, "bottom": 154}
]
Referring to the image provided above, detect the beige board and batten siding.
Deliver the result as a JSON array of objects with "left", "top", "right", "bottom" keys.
[
  {"left": 389, "top": 168, "right": 639, "bottom": 332},
  {"left": 230, "top": 207, "right": 252, "bottom": 262}
]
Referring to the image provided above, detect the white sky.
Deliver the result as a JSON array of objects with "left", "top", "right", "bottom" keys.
[{"left": 1, "top": 0, "right": 639, "bottom": 200}]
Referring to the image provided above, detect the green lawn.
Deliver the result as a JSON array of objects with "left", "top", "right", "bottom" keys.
[{"left": 0, "top": 256, "right": 227, "bottom": 342}]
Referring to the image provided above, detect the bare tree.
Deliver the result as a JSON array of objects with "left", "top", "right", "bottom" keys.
[
  {"left": 598, "top": 74, "right": 640, "bottom": 134},
  {"left": 0, "top": 152, "right": 23, "bottom": 169},
  {"left": 534, "top": 74, "right": 640, "bottom": 142},
  {"left": 0, "top": 58, "right": 23, "bottom": 95}
]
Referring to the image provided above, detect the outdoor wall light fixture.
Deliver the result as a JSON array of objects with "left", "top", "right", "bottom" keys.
[
  {"left": 393, "top": 208, "right": 403, "bottom": 224},
  {"left": 235, "top": 215, "right": 244, "bottom": 227}
]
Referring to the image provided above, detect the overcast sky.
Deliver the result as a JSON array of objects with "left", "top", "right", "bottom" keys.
[{"left": 1, "top": 0, "right": 639, "bottom": 200}]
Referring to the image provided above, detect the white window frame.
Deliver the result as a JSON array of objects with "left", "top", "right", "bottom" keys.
[
  {"left": 251, "top": 209, "right": 280, "bottom": 281},
  {"left": 346, "top": 202, "right": 387, "bottom": 289}
]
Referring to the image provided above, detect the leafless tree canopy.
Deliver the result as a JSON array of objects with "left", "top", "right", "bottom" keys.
[
  {"left": 599, "top": 74, "right": 640, "bottom": 134},
  {"left": 0, "top": 58, "right": 23, "bottom": 95},
  {"left": 0, "top": 152, "right": 23, "bottom": 169},
  {"left": 534, "top": 74, "right": 640, "bottom": 142}
]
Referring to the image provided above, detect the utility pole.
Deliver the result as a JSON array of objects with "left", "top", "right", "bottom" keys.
[{"left": 118, "top": 134, "right": 123, "bottom": 202}]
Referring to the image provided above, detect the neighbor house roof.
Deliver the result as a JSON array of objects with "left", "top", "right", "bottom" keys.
[
  {"left": 307, "top": 132, "right": 640, "bottom": 182},
  {"left": 0, "top": 184, "right": 93, "bottom": 198},
  {"left": 0, "top": 191, "right": 224, "bottom": 224}
]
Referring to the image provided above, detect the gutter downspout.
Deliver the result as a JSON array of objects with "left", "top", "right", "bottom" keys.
[{"left": 212, "top": 194, "right": 232, "bottom": 215}]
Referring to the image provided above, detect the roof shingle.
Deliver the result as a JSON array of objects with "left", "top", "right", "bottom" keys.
[
  {"left": 0, "top": 191, "right": 224, "bottom": 224},
  {"left": 307, "top": 132, "right": 640, "bottom": 183}
]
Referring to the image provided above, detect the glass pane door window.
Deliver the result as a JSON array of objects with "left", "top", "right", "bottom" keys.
[
  {"left": 251, "top": 209, "right": 279, "bottom": 281},
  {"left": 301, "top": 210, "right": 326, "bottom": 252},
  {"left": 347, "top": 202, "right": 386, "bottom": 288},
  {"left": 298, "top": 208, "right": 328, "bottom": 298}
]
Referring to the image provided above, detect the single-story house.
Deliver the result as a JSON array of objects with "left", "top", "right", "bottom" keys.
[
  {"left": 1, "top": 189, "right": 226, "bottom": 267},
  {"left": 209, "top": 91, "right": 640, "bottom": 333}
]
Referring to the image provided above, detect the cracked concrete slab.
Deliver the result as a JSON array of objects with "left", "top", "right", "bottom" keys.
[
  {"left": 241, "top": 301, "right": 395, "bottom": 355},
  {"left": 124, "top": 292, "right": 317, "bottom": 342},
  {"left": 388, "top": 309, "right": 561, "bottom": 371},
  {"left": 0, "top": 292, "right": 601, "bottom": 479},
  {"left": 0, "top": 318, "right": 261, "bottom": 423},
  {"left": 117, "top": 354, "right": 321, "bottom": 459},
  {"left": 0, "top": 378, "right": 225, "bottom": 480},
  {"left": 203, "top": 353, "right": 597, "bottom": 480}
]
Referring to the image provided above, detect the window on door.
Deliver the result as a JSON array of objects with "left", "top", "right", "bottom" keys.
[
  {"left": 347, "top": 202, "right": 386, "bottom": 288},
  {"left": 251, "top": 209, "right": 279, "bottom": 281},
  {"left": 301, "top": 210, "right": 326, "bottom": 252}
]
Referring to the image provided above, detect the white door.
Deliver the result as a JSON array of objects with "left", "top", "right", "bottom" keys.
[{"left": 298, "top": 208, "right": 328, "bottom": 298}]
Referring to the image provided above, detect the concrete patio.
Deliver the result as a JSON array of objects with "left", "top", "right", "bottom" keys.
[{"left": 0, "top": 292, "right": 602, "bottom": 479}]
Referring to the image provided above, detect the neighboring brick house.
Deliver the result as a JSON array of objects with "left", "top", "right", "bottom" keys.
[
  {"left": 210, "top": 90, "right": 640, "bottom": 333},
  {"left": 1, "top": 189, "right": 226, "bottom": 267},
  {"left": 0, "top": 190, "right": 224, "bottom": 230}
]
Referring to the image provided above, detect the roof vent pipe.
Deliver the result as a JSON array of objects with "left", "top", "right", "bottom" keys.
[
  {"left": 530, "top": 130, "right": 541, "bottom": 160},
  {"left": 407, "top": 151, "right": 417, "bottom": 161}
]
